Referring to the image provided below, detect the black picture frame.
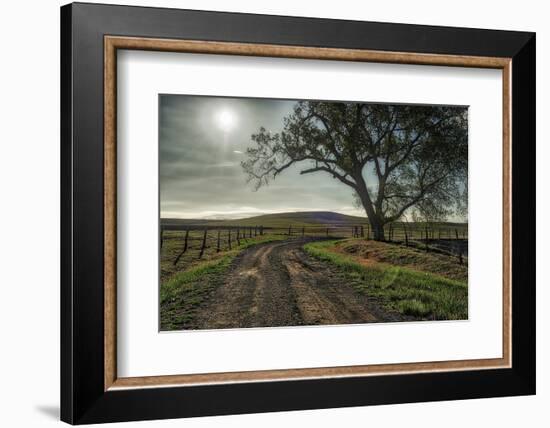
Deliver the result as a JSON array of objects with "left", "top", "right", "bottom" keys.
[{"left": 61, "top": 2, "right": 535, "bottom": 424}]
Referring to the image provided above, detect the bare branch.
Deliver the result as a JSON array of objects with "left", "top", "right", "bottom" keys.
[{"left": 299, "top": 165, "right": 357, "bottom": 188}]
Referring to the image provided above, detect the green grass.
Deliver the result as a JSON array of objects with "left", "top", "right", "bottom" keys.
[
  {"left": 161, "top": 256, "right": 232, "bottom": 303},
  {"left": 160, "top": 255, "right": 233, "bottom": 330},
  {"left": 160, "top": 230, "right": 290, "bottom": 284},
  {"left": 160, "top": 234, "right": 289, "bottom": 330},
  {"left": 304, "top": 240, "right": 468, "bottom": 320},
  {"left": 337, "top": 239, "right": 467, "bottom": 282}
]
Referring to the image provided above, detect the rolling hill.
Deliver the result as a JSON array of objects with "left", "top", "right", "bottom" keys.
[{"left": 161, "top": 211, "right": 368, "bottom": 228}]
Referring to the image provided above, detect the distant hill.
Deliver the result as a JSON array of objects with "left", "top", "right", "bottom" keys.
[
  {"left": 221, "top": 211, "right": 368, "bottom": 227},
  {"left": 161, "top": 212, "right": 468, "bottom": 229},
  {"left": 161, "top": 211, "right": 368, "bottom": 228}
]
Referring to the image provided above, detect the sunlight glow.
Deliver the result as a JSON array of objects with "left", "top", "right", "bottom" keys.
[{"left": 215, "top": 109, "right": 237, "bottom": 132}]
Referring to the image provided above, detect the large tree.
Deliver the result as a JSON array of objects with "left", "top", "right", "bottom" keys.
[{"left": 242, "top": 101, "right": 467, "bottom": 240}]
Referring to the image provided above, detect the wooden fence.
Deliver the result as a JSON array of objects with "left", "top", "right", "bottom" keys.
[{"left": 161, "top": 222, "right": 468, "bottom": 265}]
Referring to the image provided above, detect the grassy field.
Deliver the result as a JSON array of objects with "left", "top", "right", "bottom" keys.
[
  {"left": 304, "top": 239, "right": 468, "bottom": 320},
  {"left": 161, "top": 229, "right": 292, "bottom": 282},
  {"left": 333, "top": 239, "right": 467, "bottom": 282},
  {"left": 160, "top": 254, "right": 233, "bottom": 329},
  {"left": 160, "top": 211, "right": 468, "bottom": 329},
  {"left": 159, "top": 212, "right": 377, "bottom": 285},
  {"left": 162, "top": 211, "right": 468, "bottom": 244},
  {"left": 160, "top": 233, "right": 289, "bottom": 330}
]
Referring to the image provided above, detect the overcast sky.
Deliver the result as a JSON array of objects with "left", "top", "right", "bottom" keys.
[{"left": 159, "top": 94, "right": 366, "bottom": 220}]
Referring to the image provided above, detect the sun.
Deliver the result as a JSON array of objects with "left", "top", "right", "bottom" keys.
[{"left": 215, "top": 109, "right": 237, "bottom": 132}]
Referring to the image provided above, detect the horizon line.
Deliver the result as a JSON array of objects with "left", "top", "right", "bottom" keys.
[{"left": 160, "top": 209, "right": 468, "bottom": 223}]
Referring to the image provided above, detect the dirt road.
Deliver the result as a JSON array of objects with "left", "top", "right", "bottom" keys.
[{"left": 194, "top": 239, "right": 400, "bottom": 329}]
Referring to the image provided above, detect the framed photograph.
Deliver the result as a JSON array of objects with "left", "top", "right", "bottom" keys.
[{"left": 61, "top": 2, "right": 535, "bottom": 424}]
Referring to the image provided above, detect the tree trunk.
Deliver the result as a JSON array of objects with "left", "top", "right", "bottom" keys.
[
  {"left": 371, "top": 221, "right": 385, "bottom": 241},
  {"left": 354, "top": 187, "right": 385, "bottom": 241},
  {"left": 362, "top": 213, "right": 385, "bottom": 241},
  {"left": 359, "top": 206, "right": 386, "bottom": 241}
]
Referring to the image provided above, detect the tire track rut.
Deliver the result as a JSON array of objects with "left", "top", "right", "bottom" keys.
[{"left": 194, "top": 238, "right": 399, "bottom": 329}]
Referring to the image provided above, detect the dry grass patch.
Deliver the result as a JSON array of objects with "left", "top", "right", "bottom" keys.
[{"left": 334, "top": 239, "right": 467, "bottom": 282}]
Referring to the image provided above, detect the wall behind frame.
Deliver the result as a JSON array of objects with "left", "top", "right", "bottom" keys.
[{"left": 0, "top": 1, "right": 545, "bottom": 427}]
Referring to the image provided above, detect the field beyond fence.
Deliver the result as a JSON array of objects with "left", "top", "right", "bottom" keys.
[{"left": 160, "top": 221, "right": 468, "bottom": 275}]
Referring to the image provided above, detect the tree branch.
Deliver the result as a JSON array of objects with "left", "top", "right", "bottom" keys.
[{"left": 300, "top": 165, "right": 357, "bottom": 188}]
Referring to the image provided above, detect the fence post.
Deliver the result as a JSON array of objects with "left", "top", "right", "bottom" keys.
[
  {"left": 249, "top": 227, "right": 252, "bottom": 238},
  {"left": 216, "top": 230, "right": 221, "bottom": 252},
  {"left": 199, "top": 228, "right": 208, "bottom": 258},
  {"left": 326, "top": 227, "right": 329, "bottom": 237},
  {"left": 183, "top": 229, "right": 189, "bottom": 253},
  {"left": 160, "top": 228, "right": 164, "bottom": 249},
  {"left": 455, "top": 229, "right": 459, "bottom": 240},
  {"left": 404, "top": 224, "right": 409, "bottom": 247},
  {"left": 173, "top": 229, "right": 190, "bottom": 266},
  {"left": 302, "top": 227, "right": 305, "bottom": 237},
  {"left": 424, "top": 225, "right": 429, "bottom": 252},
  {"left": 228, "top": 229, "right": 232, "bottom": 250},
  {"left": 254, "top": 226, "right": 257, "bottom": 237},
  {"left": 288, "top": 225, "right": 292, "bottom": 236}
]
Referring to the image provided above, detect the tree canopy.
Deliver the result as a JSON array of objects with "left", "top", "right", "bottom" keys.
[{"left": 242, "top": 101, "right": 468, "bottom": 240}]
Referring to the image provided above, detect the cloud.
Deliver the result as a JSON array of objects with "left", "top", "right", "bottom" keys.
[{"left": 159, "top": 95, "right": 362, "bottom": 219}]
